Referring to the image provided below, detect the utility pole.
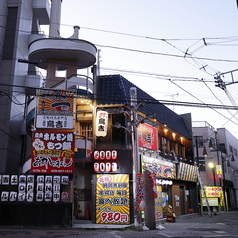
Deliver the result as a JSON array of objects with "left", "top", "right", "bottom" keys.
[{"left": 130, "top": 87, "right": 141, "bottom": 228}]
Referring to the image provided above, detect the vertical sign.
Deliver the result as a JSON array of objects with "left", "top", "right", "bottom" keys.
[
  {"left": 216, "top": 165, "right": 222, "bottom": 178},
  {"left": 136, "top": 174, "right": 144, "bottom": 211},
  {"left": 138, "top": 123, "right": 157, "bottom": 151},
  {"left": 155, "top": 185, "right": 163, "bottom": 220},
  {"left": 96, "top": 174, "right": 130, "bottom": 224},
  {"left": 95, "top": 111, "right": 108, "bottom": 137}
]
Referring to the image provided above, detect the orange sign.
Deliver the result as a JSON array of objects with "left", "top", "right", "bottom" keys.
[
  {"left": 37, "top": 89, "right": 74, "bottom": 116},
  {"left": 96, "top": 174, "right": 130, "bottom": 224}
]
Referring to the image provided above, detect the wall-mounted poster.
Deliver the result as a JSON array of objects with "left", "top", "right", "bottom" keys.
[
  {"left": 96, "top": 174, "right": 130, "bottom": 224},
  {"left": 31, "top": 131, "right": 74, "bottom": 174}
]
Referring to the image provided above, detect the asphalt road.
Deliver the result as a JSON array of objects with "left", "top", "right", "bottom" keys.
[{"left": 1, "top": 210, "right": 238, "bottom": 238}]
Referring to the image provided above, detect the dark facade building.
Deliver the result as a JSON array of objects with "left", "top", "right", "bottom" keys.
[{"left": 0, "top": 0, "right": 199, "bottom": 227}]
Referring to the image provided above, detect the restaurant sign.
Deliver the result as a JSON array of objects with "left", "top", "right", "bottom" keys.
[
  {"left": 31, "top": 131, "right": 74, "bottom": 174},
  {"left": 138, "top": 123, "right": 157, "bottom": 151},
  {"left": 96, "top": 174, "right": 130, "bottom": 224},
  {"left": 36, "top": 89, "right": 74, "bottom": 129}
]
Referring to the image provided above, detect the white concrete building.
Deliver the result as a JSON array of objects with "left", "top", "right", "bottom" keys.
[{"left": 193, "top": 121, "right": 238, "bottom": 211}]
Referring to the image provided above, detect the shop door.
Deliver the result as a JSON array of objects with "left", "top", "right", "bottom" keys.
[
  {"left": 172, "top": 185, "right": 181, "bottom": 216},
  {"left": 180, "top": 186, "right": 185, "bottom": 215}
]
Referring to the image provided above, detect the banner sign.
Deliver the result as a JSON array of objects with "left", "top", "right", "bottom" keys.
[
  {"left": 141, "top": 156, "right": 176, "bottom": 178},
  {"left": 177, "top": 162, "right": 198, "bottom": 182},
  {"left": 31, "top": 131, "right": 74, "bottom": 174},
  {"left": 155, "top": 185, "right": 164, "bottom": 220},
  {"left": 96, "top": 174, "right": 130, "bottom": 224},
  {"left": 36, "top": 115, "right": 73, "bottom": 129},
  {"left": 136, "top": 174, "right": 144, "bottom": 211},
  {"left": 138, "top": 123, "right": 157, "bottom": 151}
]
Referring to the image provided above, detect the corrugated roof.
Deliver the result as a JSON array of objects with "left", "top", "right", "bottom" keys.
[{"left": 97, "top": 74, "right": 192, "bottom": 139}]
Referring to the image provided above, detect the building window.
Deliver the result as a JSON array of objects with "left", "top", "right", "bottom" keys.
[
  {"left": 234, "top": 149, "right": 237, "bottom": 156},
  {"left": 193, "top": 136, "right": 203, "bottom": 148},
  {"left": 229, "top": 145, "right": 233, "bottom": 154},
  {"left": 162, "top": 137, "right": 167, "bottom": 153},
  {"left": 79, "top": 122, "right": 92, "bottom": 139}
]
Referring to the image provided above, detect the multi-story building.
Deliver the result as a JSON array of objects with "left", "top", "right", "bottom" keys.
[
  {"left": 0, "top": 0, "right": 199, "bottom": 227},
  {"left": 192, "top": 121, "right": 238, "bottom": 213}
]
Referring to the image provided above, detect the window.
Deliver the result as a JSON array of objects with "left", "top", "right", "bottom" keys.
[
  {"left": 79, "top": 122, "right": 92, "bottom": 139},
  {"left": 229, "top": 145, "right": 233, "bottom": 154},
  {"left": 162, "top": 137, "right": 167, "bottom": 153},
  {"left": 234, "top": 149, "right": 237, "bottom": 156}
]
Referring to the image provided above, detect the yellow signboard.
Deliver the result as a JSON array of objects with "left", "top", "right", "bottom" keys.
[
  {"left": 201, "top": 186, "right": 224, "bottom": 206},
  {"left": 96, "top": 174, "right": 130, "bottom": 224}
]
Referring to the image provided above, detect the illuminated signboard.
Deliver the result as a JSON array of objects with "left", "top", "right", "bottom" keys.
[
  {"left": 36, "top": 89, "right": 74, "bottom": 129},
  {"left": 141, "top": 156, "right": 176, "bottom": 178},
  {"left": 96, "top": 174, "right": 130, "bottom": 224},
  {"left": 95, "top": 111, "right": 108, "bottom": 137},
  {"left": 138, "top": 123, "right": 158, "bottom": 151},
  {"left": 201, "top": 186, "right": 224, "bottom": 207},
  {"left": 177, "top": 162, "right": 198, "bottom": 182},
  {"left": 31, "top": 131, "right": 74, "bottom": 174},
  {"left": 216, "top": 165, "right": 222, "bottom": 178},
  {"left": 94, "top": 150, "right": 118, "bottom": 173}
]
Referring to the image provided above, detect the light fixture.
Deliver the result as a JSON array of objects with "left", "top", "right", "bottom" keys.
[
  {"left": 203, "top": 146, "right": 208, "bottom": 157},
  {"left": 208, "top": 162, "right": 214, "bottom": 168}
]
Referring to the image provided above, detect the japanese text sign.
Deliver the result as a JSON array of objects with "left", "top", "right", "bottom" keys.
[
  {"left": 138, "top": 123, "right": 157, "bottom": 151},
  {"left": 96, "top": 174, "right": 130, "bottom": 224},
  {"left": 31, "top": 131, "right": 74, "bottom": 174},
  {"left": 95, "top": 111, "right": 108, "bottom": 137},
  {"left": 37, "top": 89, "right": 74, "bottom": 115}
]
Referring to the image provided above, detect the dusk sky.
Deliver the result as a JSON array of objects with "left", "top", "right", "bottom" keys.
[{"left": 46, "top": 0, "right": 238, "bottom": 138}]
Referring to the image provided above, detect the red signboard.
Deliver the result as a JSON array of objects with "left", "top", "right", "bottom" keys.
[
  {"left": 138, "top": 123, "right": 157, "bottom": 151},
  {"left": 31, "top": 131, "right": 74, "bottom": 174}
]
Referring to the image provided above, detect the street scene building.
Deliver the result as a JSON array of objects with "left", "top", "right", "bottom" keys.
[
  {"left": 0, "top": 0, "right": 237, "bottom": 228},
  {"left": 193, "top": 121, "right": 238, "bottom": 214}
]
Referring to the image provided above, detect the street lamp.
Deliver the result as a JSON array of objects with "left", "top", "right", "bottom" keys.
[{"left": 208, "top": 162, "right": 216, "bottom": 186}]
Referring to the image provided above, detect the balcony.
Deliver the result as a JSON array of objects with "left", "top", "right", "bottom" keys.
[
  {"left": 28, "top": 38, "right": 97, "bottom": 70},
  {"left": 54, "top": 74, "right": 94, "bottom": 94}
]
